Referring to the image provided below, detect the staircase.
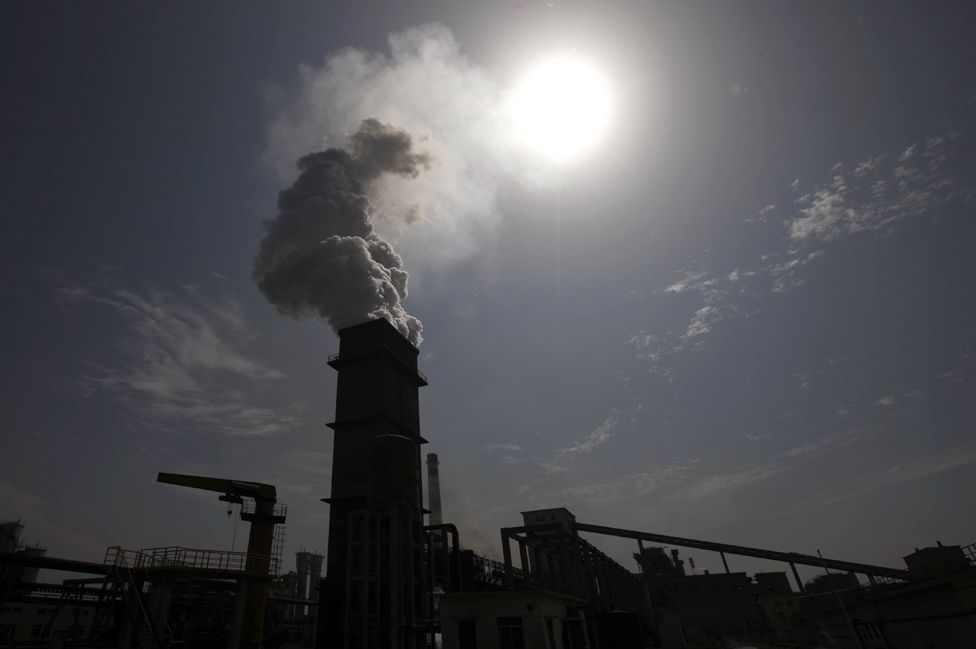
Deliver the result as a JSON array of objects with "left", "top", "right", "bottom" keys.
[{"left": 105, "top": 547, "right": 172, "bottom": 649}]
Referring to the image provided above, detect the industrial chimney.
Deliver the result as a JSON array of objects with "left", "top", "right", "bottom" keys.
[
  {"left": 426, "top": 453, "right": 443, "bottom": 526},
  {"left": 308, "top": 552, "right": 323, "bottom": 616},
  {"left": 320, "top": 318, "right": 429, "bottom": 649},
  {"left": 295, "top": 551, "right": 312, "bottom": 616}
]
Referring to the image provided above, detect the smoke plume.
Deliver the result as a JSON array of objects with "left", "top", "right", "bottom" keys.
[
  {"left": 254, "top": 118, "right": 429, "bottom": 345},
  {"left": 263, "top": 24, "right": 547, "bottom": 272}
]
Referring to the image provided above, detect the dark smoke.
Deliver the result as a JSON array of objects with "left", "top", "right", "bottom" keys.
[{"left": 254, "top": 118, "right": 429, "bottom": 345}]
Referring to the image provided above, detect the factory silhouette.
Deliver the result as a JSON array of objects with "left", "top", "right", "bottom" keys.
[{"left": 2, "top": 318, "right": 975, "bottom": 649}]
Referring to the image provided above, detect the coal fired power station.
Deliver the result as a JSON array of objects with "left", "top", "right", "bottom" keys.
[
  {"left": 3, "top": 317, "right": 973, "bottom": 649},
  {"left": 320, "top": 319, "right": 430, "bottom": 649}
]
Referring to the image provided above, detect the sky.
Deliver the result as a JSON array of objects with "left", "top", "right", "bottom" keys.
[{"left": 1, "top": 1, "right": 974, "bottom": 583}]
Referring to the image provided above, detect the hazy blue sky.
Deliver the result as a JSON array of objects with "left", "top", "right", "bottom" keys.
[{"left": 2, "top": 1, "right": 974, "bottom": 581}]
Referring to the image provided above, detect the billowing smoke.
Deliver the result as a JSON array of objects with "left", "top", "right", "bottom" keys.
[
  {"left": 263, "top": 24, "right": 548, "bottom": 272},
  {"left": 254, "top": 118, "right": 429, "bottom": 345}
]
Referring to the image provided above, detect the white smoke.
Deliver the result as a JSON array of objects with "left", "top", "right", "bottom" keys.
[
  {"left": 264, "top": 23, "right": 540, "bottom": 270},
  {"left": 254, "top": 119, "right": 429, "bottom": 345}
]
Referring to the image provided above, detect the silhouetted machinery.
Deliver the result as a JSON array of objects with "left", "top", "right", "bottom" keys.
[{"left": 157, "top": 472, "right": 286, "bottom": 649}]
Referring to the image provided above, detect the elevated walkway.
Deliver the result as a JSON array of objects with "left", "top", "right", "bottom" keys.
[{"left": 104, "top": 545, "right": 267, "bottom": 579}]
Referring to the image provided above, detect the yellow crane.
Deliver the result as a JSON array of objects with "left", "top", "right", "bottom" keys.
[{"left": 157, "top": 472, "right": 286, "bottom": 649}]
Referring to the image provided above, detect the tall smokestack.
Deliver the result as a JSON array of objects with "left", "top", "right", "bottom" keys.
[
  {"left": 426, "top": 453, "right": 443, "bottom": 526},
  {"left": 321, "top": 318, "right": 428, "bottom": 649}
]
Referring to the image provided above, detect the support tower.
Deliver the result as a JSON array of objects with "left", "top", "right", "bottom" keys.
[{"left": 321, "top": 319, "right": 429, "bottom": 649}]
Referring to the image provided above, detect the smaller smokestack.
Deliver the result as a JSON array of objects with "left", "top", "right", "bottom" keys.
[
  {"left": 309, "top": 553, "right": 323, "bottom": 606},
  {"left": 296, "top": 551, "right": 312, "bottom": 616},
  {"left": 426, "top": 453, "right": 442, "bottom": 526},
  {"left": 309, "top": 553, "right": 323, "bottom": 624}
]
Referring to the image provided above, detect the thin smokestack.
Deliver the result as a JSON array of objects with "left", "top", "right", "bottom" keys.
[
  {"left": 295, "top": 551, "right": 311, "bottom": 616},
  {"left": 253, "top": 118, "right": 429, "bottom": 345},
  {"left": 427, "top": 452, "right": 442, "bottom": 526}
]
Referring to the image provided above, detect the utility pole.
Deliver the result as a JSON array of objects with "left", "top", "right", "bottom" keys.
[{"left": 818, "top": 549, "right": 864, "bottom": 649}]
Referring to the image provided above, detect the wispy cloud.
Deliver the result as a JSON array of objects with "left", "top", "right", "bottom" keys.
[
  {"left": 559, "top": 415, "right": 618, "bottom": 455},
  {"left": 629, "top": 131, "right": 964, "bottom": 368},
  {"left": 873, "top": 396, "right": 896, "bottom": 408},
  {"left": 526, "top": 459, "right": 788, "bottom": 507},
  {"left": 534, "top": 461, "right": 697, "bottom": 505},
  {"left": 629, "top": 331, "right": 663, "bottom": 362},
  {"left": 804, "top": 444, "right": 976, "bottom": 506},
  {"left": 683, "top": 305, "right": 718, "bottom": 340},
  {"left": 782, "top": 428, "right": 871, "bottom": 459},
  {"left": 484, "top": 443, "right": 525, "bottom": 453},
  {"left": 627, "top": 267, "right": 740, "bottom": 368},
  {"left": 684, "top": 464, "right": 789, "bottom": 498},
  {"left": 933, "top": 368, "right": 966, "bottom": 384},
  {"left": 788, "top": 135, "right": 957, "bottom": 245},
  {"left": 489, "top": 415, "right": 623, "bottom": 487},
  {"left": 59, "top": 282, "right": 301, "bottom": 436},
  {"left": 664, "top": 270, "right": 716, "bottom": 295},
  {"left": 484, "top": 443, "right": 527, "bottom": 465},
  {"left": 523, "top": 426, "right": 874, "bottom": 507}
]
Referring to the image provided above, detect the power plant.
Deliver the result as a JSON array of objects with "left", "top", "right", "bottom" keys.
[{"left": 2, "top": 318, "right": 975, "bottom": 649}]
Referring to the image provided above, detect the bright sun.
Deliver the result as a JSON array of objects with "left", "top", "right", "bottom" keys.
[{"left": 509, "top": 54, "right": 614, "bottom": 164}]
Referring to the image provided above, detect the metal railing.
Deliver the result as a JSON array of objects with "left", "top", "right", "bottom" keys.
[
  {"left": 109, "top": 546, "right": 173, "bottom": 647},
  {"left": 104, "top": 546, "right": 266, "bottom": 572},
  {"left": 962, "top": 542, "right": 976, "bottom": 567},
  {"left": 469, "top": 552, "right": 522, "bottom": 588},
  {"left": 241, "top": 500, "right": 288, "bottom": 519},
  {"left": 328, "top": 350, "right": 428, "bottom": 384}
]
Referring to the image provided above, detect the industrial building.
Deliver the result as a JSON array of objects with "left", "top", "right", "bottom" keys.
[{"left": 2, "top": 317, "right": 975, "bottom": 648}]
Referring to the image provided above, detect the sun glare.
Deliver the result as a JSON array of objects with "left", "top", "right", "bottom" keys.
[{"left": 509, "top": 54, "right": 614, "bottom": 164}]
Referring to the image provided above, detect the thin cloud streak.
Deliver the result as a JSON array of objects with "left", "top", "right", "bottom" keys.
[
  {"left": 628, "top": 131, "right": 964, "bottom": 368},
  {"left": 788, "top": 135, "right": 957, "bottom": 244},
  {"left": 804, "top": 445, "right": 976, "bottom": 506},
  {"left": 559, "top": 415, "right": 618, "bottom": 455},
  {"left": 58, "top": 282, "right": 301, "bottom": 437},
  {"left": 523, "top": 426, "right": 874, "bottom": 507}
]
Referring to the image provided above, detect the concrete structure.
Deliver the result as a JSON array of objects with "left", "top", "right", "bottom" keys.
[
  {"left": 904, "top": 543, "right": 970, "bottom": 581},
  {"left": 521, "top": 509, "right": 576, "bottom": 534},
  {"left": 0, "top": 521, "right": 46, "bottom": 585},
  {"left": 643, "top": 570, "right": 794, "bottom": 646},
  {"left": 0, "top": 600, "right": 97, "bottom": 643},
  {"left": 0, "top": 521, "right": 24, "bottom": 553},
  {"left": 321, "top": 318, "right": 429, "bottom": 649},
  {"left": 440, "top": 590, "right": 587, "bottom": 649},
  {"left": 802, "top": 543, "right": 976, "bottom": 648},
  {"left": 502, "top": 508, "right": 654, "bottom": 646},
  {"left": 296, "top": 550, "right": 313, "bottom": 616},
  {"left": 806, "top": 571, "right": 862, "bottom": 594}
]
